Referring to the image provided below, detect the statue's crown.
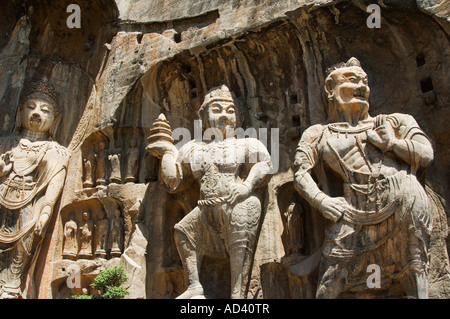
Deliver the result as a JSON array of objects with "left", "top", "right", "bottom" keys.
[
  {"left": 21, "top": 78, "right": 59, "bottom": 106},
  {"left": 326, "top": 57, "right": 362, "bottom": 77},
  {"left": 202, "top": 85, "right": 235, "bottom": 106}
]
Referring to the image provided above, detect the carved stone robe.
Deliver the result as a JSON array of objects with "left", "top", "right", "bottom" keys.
[
  {"left": 294, "top": 113, "right": 432, "bottom": 292},
  {"left": 0, "top": 135, "right": 70, "bottom": 296}
]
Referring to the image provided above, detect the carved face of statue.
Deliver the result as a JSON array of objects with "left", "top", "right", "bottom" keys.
[
  {"left": 21, "top": 98, "right": 56, "bottom": 133},
  {"left": 206, "top": 101, "right": 237, "bottom": 135},
  {"left": 326, "top": 66, "right": 370, "bottom": 115}
]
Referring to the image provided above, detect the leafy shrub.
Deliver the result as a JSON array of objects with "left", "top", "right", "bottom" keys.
[
  {"left": 71, "top": 265, "right": 129, "bottom": 299},
  {"left": 72, "top": 294, "right": 94, "bottom": 299}
]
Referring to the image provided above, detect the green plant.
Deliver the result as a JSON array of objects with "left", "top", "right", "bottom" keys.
[
  {"left": 102, "top": 286, "right": 129, "bottom": 299},
  {"left": 71, "top": 265, "right": 129, "bottom": 299},
  {"left": 92, "top": 265, "right": 129, "bottom": 299},
  {"left": 72, "top": 294, "right": 94, "bottom": 299}
]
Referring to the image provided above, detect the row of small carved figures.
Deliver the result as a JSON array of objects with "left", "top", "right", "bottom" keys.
[
  {"left": 62, "top": 210, "right": 123, "bottom": 260},
  {"left": 82, "top": 140, "right": 140, "bottom": 188}
]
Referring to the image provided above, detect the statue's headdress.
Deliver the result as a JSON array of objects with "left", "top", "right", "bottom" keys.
[
  {"left": 197, "top": 85, "right": 238, "bottom": 127},
  {"left": 20, "top": 78, "right": 59, "bottom": 111},
  {"left": 15, "top": 78, "right": 61, "bottom": 136},
  {"left": 324, "top": 57, "right": 368, "bottom": 123},
  {"left": 200, "top": 85, "right": 235, "bottom": 110},
  {"left": 197, "top": 85, "right": 239, "bottom": 130},
  {"left": 20, "top": 77, "right": 59, "bottom": 116},
  {"left": 325, "top": 57, "right": 362, "bottom": 78}
]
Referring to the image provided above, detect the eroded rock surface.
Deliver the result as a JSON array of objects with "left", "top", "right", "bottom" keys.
[{"left": 0, "top": 0, "right": 448, "bottom": 299}]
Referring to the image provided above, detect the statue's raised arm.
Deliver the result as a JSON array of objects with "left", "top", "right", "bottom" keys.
[{"left": 146, "top": 85, "right": 273, "bottom": 299}]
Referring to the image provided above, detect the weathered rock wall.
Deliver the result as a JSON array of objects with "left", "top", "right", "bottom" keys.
[{"left": 0, "top": 0, "right": 449, "bottom": 298}]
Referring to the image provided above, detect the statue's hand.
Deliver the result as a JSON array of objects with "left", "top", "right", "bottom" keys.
[
  {"left": 0, "top": 152, "right": 13, "bottom": 177},
  {"left": 318, "top": 197, "right": 346, "bottom": 222},
  {"left": 367, "top": 117, "right": 397, "bottom": 153},
  {"left": 226, "top": 183, "right": 251, "bottom": 205},
  {"left": 146, "top": 140, "right": 176, "bottom": 159},
  {"left": 35, "top": 206, "right": 52, "bottom": 237}
]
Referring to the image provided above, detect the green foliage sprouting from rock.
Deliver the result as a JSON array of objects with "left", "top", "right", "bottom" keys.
[{"left": 72, "top": 265, "right": 129, "bottom": 299}]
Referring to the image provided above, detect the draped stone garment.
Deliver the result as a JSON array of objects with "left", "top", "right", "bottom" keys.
[
  {"left": 173, "top": 137, "right": 275, "bottom": 259},
  {"left": 0, "top": 135, "right": 70, "bottom": 246},
  {"left": 0, "top": 135, "right": 70, "bottom": 295},
  {"left": 294, "top": 113, "right": 432, "bottom": 289}
]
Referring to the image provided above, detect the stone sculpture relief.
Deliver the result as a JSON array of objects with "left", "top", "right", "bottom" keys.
[
  {"left": 110, "top": 209, "right": 124, "bottom": 257},
  {"left": 284, "top": 201, "right": 305, "bottom": 256},
  {"left": 78, "top": 210, "right": 94, "bottom": 259},
  {"left": 109, "top": 153, "right": 122, "bottom": 184},
  {"left": 82, "top": 137, "right": 146, "bottom": 187},
  {"left": 95, "top": 142, "right": 108, "bottom": 186},
  {"left": 0, "top": 0, "right": 447, "bottom": 301},
  {"left": 61, "top": 207, "right": 125, "bottom": 261},
  {"left": 0, "top": 79, "right": 70, "bottom": 298},
  {"left": 125, "top": 138, "right": 140, "bottom": 183},
  {"left": 293, "top": 57, "right": 434, "bottom": 298},
  {"left": 94, "top": 210, "right": 109, "bottom": 258},
  {"left": 83, "top": 147, "right": 96, "bottom": 188},
  {"left": 147, "top": 85, "right": 273, "bottom": 299},
  {"left": 62, "top": 213, "right": 78, "bottom": 260}
]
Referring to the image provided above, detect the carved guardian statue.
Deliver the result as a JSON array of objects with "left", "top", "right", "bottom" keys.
[
  {"left": 147, "top": 85, "right": 273, "bottom": 299},
  {"left": 293, "top": 58, "right": 434, "bottom": 298}
]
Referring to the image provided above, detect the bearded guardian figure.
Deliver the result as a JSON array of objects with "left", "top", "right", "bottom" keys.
[
  {"left": 0, "top": 79, "right": 70, "bottom": 298},
  {"left": 147, "top": 85, "right": 273, "bottom": 299},
  {"left": 293, "top": 57, "right": 434, "bottom": 298}
]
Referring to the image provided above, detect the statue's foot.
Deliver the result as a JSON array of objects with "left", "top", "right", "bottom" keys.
[{"left": 176, "top": 284, "right": 205, "bottom": 299}]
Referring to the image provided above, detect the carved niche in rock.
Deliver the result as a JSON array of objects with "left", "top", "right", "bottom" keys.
[
  {"left": 293, "top": 57, "right": 434, "bottom": 299},
  {"left": 82, "top": 130, "right": 148, "bottom": 187},
  {"left": 61, "top": 202, "right": 125, "bottom": 261},
  {"left": 82, "top": 136, "right": 110, "bottom": 188}
]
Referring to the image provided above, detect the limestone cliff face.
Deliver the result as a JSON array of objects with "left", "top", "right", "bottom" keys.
[{"left": 0, "top": 0, "right": 449, "bottom": 298}]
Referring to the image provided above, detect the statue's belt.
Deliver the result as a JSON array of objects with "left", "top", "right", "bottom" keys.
[
  {"left": 198, "top": 197, "right": 227, "bottom": 206},
  {"left": 342, "top": 196, "right": 402, "bottom": 226}
]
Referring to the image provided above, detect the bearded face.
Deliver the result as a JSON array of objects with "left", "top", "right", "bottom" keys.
[{"left": 21, "top": 98, "right": 56, "bottom": 133}]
